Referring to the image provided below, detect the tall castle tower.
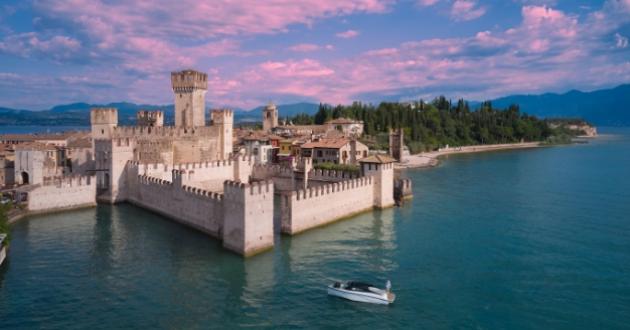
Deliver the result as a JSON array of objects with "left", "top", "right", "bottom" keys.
[
  {"left": 171, "top": 69, "right": 208, "bottom": 128},
  {"left": 262, "top": 102, "right": 278, "bottom": 132},
  {"left": 90, "top": 108, "right": 118, "bottom": 139},
  {"left": 211, "top": 109, "right": 234, "bottom": 160}
]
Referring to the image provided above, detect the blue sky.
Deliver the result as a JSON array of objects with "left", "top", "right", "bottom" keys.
[{"left": 0, "top": 0, "right": 628, "bottom": 110}]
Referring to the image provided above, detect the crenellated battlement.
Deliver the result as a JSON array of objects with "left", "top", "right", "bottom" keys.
[
  {"left": 137, "top": 110, "right": 164, "bottom": 127},
  {"left": 138, "top": 174, "right": 172, "bottom": 186},
  {"left": 292, "top": 176, "right": 372, "bottom": 201},
  {"left": 308, "top": 169, "right": 357, "bottom": 181},
  {"left": 252, "top": 164, "right": 294, "bottom": 178},
  {"left": 181, "top": 184, "right": 223, "bottom": 201},
  {"left": 42, "top": 174, "right": 95, "bottom": 187},
  {"left": 90, "top": 108, "right": 118, "bottom": 124},
  {"left": 110, "top": 125, "right": 219, "bottom": 138},
  {"left": 211, "top": 109, "right": 234, "bottom": 121},
  {"left": 171, "top": 69, "right": 208, "bottom": 92},
  {"left": 223, "top": 179, "right": 273, "bottom": 196}
]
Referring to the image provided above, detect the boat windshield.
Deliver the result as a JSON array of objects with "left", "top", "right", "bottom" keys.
[{"left": 346, "top": 282, "right": 374, "bottom": 292}]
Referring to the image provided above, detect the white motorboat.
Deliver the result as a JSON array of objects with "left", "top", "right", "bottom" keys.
[{"left": 327, "top": 280, "right": 396, "bottom": 305}]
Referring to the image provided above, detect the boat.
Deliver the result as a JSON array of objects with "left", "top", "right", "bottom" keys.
[{"left": 327, "top": 280, "right": 396, "bottom": 305}]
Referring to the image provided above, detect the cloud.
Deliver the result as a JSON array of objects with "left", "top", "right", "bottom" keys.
[
  {"left": 450, "top": 0, "right": 486, "bottom": 21},
  {"left": 288, "top": 43, "right": 334, "bottom": 52},
  {"left": 417, "top": 0, "right": 440, "bottom": 6},
  {"left": 0, "top": 33, "right": 82, "bottom": 62},
  {"left": 35, "top": 0, "right": 392, "bottom": 39},
  {"left": 615, "top": 33, "right": 629, "bottom": 48},
  {"left": 1, "top": 1, "right": 629, "bottom": 109},
  {"left": 336, "top": 30, "right": 360, "bottom": 38}
]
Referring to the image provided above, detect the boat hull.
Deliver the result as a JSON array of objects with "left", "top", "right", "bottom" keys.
[{"left": 327, "top": 287, "right": 394, "bottom": 305}]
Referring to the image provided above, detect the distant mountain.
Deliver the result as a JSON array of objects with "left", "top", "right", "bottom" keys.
[
  {"left": 1, "top": 84, "right": 627, "bottom": 126},
  {"left": 0, "top": 101, "right": 319, "bottom": 126},
  {"left": 488, "top": 84, "right": 630, "bottom": 126}
]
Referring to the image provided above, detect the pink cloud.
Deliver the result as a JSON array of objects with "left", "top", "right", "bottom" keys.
[
  {"left": 450, "top": 0, "right": 486, "bottom": 21},
  {"left": 336, "top": 30, "right": 360, "bottom": 38},
  {"left": 288, "top": 43, "right": 334, "bottom": 52},
  {"left": 37, "top": 0, "right": 392, "bottom": 39},
  {"left": 0, "top": 33, "right": 81, "bottom": 61},
  {"left": 417, "top": 0, "right": 440, "bottom": 6}
]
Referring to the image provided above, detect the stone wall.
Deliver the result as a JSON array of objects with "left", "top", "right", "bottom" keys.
[
  {"left": 280, "top": 176, "right": 374, "bottom": 234},
  {"left": 127, "top": 171, "right": 224, "bottom": 236},
  {"left": 131, "top": 155, "right": 253, "bottom": 192},
  {"left": 394, "top": 178, "right": 413, "bottom": 201},
  {"left": 27, "top": 175, "right": 97, "bottom": 211},
  {"left": 125, "top": 164, "right": 274, "bottom": 256},
  {"left": 252, "top": 164, "right": 296, "bottom": 191}
]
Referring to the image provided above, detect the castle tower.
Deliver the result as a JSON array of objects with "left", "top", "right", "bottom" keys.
[
  {"left": 262, "top": 102, "right": 278, "bottom": 132},
  {"left": 389, "top": 128, "right": 404, "bottom": 162},
  {"left": 222, "top": 180, "right": 274, "bottom": 256},
  {"left": 171, "top": 69, "right": 208, "bottom": 128},
  {"left": 211, "top": 109, "right": 234, "bottom": 160},
  {"left": 360, "top": 155, "right": 395, "bottom": 209},
  {"left": 90, "top": 108, "right": 118, "bottom": 140},
  {"left": 136, "top": 110, "right": 164, "bottom": 127}
]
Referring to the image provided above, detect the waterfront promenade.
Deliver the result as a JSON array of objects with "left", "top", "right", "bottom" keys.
[{"left": 397, "top": 142, "right": 542, "bottom": 169}]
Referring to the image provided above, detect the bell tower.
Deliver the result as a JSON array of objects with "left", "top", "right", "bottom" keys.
[
  {"left": 171, "top": 69, "right": 208, "bottom": 128},
  {"left": 262, "top": 102, "right": 278, "bottom": 132}
]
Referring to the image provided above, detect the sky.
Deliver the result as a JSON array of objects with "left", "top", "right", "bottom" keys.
[{"left": 0, "top": 0, "right": 629, "bottom": 110}]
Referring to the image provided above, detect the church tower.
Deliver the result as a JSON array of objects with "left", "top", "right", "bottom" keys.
[
  {"left": 171, "top": 69, "right": 208, "bottom": 128},
  {"left": 262, "top": 102, "right": 278, "bottom": 132}
]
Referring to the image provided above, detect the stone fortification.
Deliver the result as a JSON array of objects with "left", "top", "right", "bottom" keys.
[
  {"left": 251, "top": 163, "right": 296, "bottom": 191},
  {"left": 280, "top": 176, "right": 375, "bottom": 234},
  {"left": 126, "top": 165, "right": 274, "bottom": 256},
  {"left": 26, "top": 175, "right": 96, "bottom": 212},
  {"left": 223, "top": 180, "right": 274, "bottom": 256},
  {"left": 130, "top": 155, "right": 253, "bottom": 191},
  {"left": 394, "top": 178, "right": 413, "bottom": 201},
  {"left": 136, "top": 110, "right": 164, "bottom": 127},
  {"left": 307, "top": 169, "right": 357, "bottom": 183}
]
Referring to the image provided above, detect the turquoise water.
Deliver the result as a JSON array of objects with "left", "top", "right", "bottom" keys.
[{"left": 1, "top": 129, "right": 629, "bottom": 329}]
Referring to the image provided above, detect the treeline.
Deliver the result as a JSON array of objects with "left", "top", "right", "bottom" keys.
[{"left": 289, "top": 97, "right": 581, "bottom": 152}]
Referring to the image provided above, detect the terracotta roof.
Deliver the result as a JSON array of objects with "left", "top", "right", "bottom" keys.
[
  {"left": 301, "top": 138, "right": 350, "bottom": 149},
  {"left": 359, "top": 154, "right": 396, "bottom": 164},
  {"left": 67, "top": 136, "right": 92, "bottom": 148},
  {"left": 14, "top": 142, "right": 57, "bottom": 151}
]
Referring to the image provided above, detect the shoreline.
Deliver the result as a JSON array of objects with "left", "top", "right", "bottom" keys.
[{"left": 396, "top": 142, "right": 543, "bottom": 169}]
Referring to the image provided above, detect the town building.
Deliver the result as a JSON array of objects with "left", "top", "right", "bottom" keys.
[
  {"left": 301, "top": 138, "right": 369, "bottom": 165},
  {"left": 325, "top": 118, "right": 364, "bottom": 137}
]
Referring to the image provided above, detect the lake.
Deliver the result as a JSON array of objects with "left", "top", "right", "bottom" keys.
[{"left": 1, "top": 128, "right": 629, "bottom": 329}]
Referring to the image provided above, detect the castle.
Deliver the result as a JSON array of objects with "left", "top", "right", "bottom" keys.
[{"left": 2, "top": 69, "right": 412, "bottom": 257}]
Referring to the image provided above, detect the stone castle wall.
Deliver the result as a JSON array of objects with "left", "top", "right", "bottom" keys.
[
  {"left": 280, "top": 176, "right": 375, "bottom": 234},
  {"left": 27, "top": 175, "right": 97, "bottom": 212},
  {"left": 127, "top": 171, "right": 224, "bottom": 236},
  {"left": 125, "top": 164, "right": 274, "bottom": 256}
]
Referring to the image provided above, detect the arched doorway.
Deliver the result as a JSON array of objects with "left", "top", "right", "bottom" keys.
[
  {"left": 21, "top": 171, "right": 29, "bottom": 185},
  {"left": 104, "top": 173, "right": 110, "bottom": 188}
]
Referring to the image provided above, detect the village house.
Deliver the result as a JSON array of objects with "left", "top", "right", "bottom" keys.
[
  {"left": 325, "top": 118, "right": 364, "bottom": 137},
  {"left": 300, "top": 138, "right": 369, "bottom": 165}
]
